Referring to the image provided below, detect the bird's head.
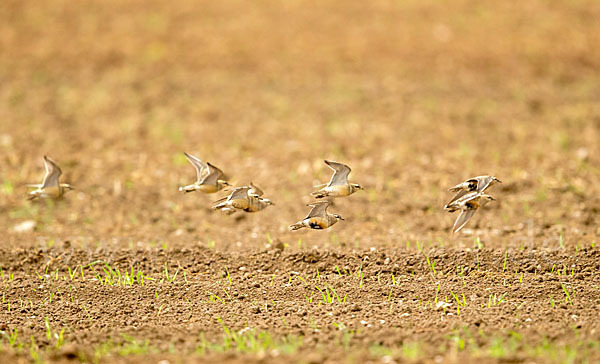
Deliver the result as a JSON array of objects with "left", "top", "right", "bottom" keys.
[
  {"left": 351, "top": 184, "right": 364, "bottom": 191},
  {"left": 62, "top": 184, "right": 74, "bottom": 192},
  {"left": 333, "top": 214, "right": 344, "bottom": 221}
]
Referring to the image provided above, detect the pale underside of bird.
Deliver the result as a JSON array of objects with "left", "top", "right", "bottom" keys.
[
  {"left": 27, "top": 156, "right": 74, "bottom": 200},
  {"left": 445, "top": 175, "right": 501, "bottom": 208},
  {"left": 179, "top": 153, "right": 230, "bottom": 194},
  {"left": 445, "top": 192, "right": 496, "bottom": 233},
  {"left": 311, "top": 160, "right": 363, "bottom": 199},
  {"left": 213, "top": 184, "right": 273, "bottom": 214},
  {"left": 289, "top": 201, "right": 344, "bottom": 231}
]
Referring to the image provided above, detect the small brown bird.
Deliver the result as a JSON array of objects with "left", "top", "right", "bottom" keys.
[
  {"left": 311, "top": 160, "right": 363, "bottom": 198},
  {"left": 244, "top": 194, "right": 274, "bottom": 213},
  {"left": 213, "top": 185, "right": 273, "bottom": 214},
  {"left": 445, "top": 175, "right": 501, "bottom": 208},
  {"left": 27, "top": 156, "right": 74, "bottom": 200},
  {"left": 212, "top": 186, "right": 251, "bottom": 213},
  {"left": 445, "top": 192, "right": 496, "bottom": 233},
  {"left": 213, "top": 181, "right": 264, "bottom": 203},
  {"left": 179, "top": 153, "right": 230, "bottom": 193},
  {"left": 289, "top": 201, "right": 344, "bottom": 230}
]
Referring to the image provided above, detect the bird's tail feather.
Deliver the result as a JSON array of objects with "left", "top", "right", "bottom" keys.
[
  {"left": 289, "top": 223, "right": 303, "bottom": 231},
  {"left": 212, "top": 202, "right": 226, "bottom": 210},
  {"left": 179, "top": 185, "right": 196, "bottom": 193}
]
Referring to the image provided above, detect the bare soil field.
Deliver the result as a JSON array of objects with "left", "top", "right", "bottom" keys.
[{"left": 1, "top": 0, "right": 600, "bottom": 363}]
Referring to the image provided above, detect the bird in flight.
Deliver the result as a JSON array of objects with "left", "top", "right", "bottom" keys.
[
  {"left": 289, "top": 201, "right": 344, "bottom": 230},
  {"left": 445, "top": 191, "right": 496, "bottom": 233},
  {"left": 27, "top": 156, "right": 74, "bottom": 200},
  {"left": 445, "top": 175, "right": 501, "bottom": 209},
  {"left": 213, "top": 184, "right": 273, "bottom": 214},
  {"left": 179, "top": 153, "right": 230, "bottom": 194},
  {"left": 311, "top": 160, "right": 363, "bottom": 198}
]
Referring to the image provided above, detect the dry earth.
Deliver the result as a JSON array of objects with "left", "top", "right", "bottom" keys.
[{"left": 1, "top": 0, "right": 600, "bottom": 363}]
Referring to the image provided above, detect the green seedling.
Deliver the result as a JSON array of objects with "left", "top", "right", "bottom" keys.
[
  {"left": 1, "top": 328, "right": 20, "bottom": 349},
  {"left": 561, "top": 283, "right": 573, "bottom": 305},
  {"left": 488, "top": 292, "right": 507, "bottom": 307}
]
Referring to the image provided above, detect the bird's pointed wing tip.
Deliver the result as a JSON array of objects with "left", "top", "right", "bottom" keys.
[{"left": 306, "top": 200, "right": 329, "bottom": 206}]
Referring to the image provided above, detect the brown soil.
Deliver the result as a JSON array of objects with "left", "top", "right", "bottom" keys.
[
  {"left": 1, "top": 246, "right": 600, "bottom": 363},
  {"left": 1, "top": 0, "right": 600, "bottom": 363}
]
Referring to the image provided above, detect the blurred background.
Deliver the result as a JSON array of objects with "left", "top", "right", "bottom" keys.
[{"left": 1, "top": 0, "right": 599, "bottom": 249}]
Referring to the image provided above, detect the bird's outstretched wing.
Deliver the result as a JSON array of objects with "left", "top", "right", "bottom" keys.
[
  {"left": 41, "top": 156, "right": 62, "bottom": 189},
  {"left": 445, "top": 189, "right": 470, "bottom": 207},
  {"left": 201, "top": 162, "right": 225, "bottom": 185},
  {"left": 452, "top": 209, "right": 476, "bottom": 233},
  {"left": 249, "top": 182, "right": 264, "bottom": 197},
  {"left": 305, "top": 201, "right": 330, "bottom": 218},
  {"left": 325, "top": 160, "right": 351, "bottom": 187},
  {"left": 228, "top": 186, "right": 250, "bottom": 200},
  {"left": 475, "top": 176, "right": 495, "bottom": 194},
  {"left": 184, "top": 153, "right": 209, "bottom": 182}
]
